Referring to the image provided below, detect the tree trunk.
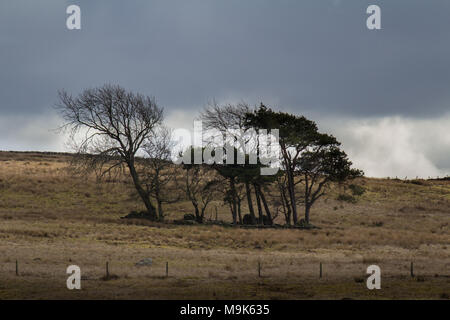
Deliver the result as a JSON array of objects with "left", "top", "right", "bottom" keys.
[
  {"left": 128, "top": 160, "right": 157, "bottom": 219},
  {"left": 245, "top": 182, "right": 257, "bottom": 224},
  {"left": 201, "top": 206, "right": 207, "bottom": 223},
  {"left": 285, "top": 207, "right": 291, "bottom": 226},
  {"left": 280, "top": 186, "right": 291, "bottom": 225},
  {"left": 281, "top": 147, "right": 299, "bottom": 224},
  {"left": 230, "top": 179, "right": 238, "bottom": 225},
  {"left": 257, "top": 185, "right": 273, "bottom": 225},
  {"left": 156, "top": 198, "right": 164, "bottom": 221},
  {"left": 254, "top": 184, "right": 263, "bottom": 224},
  {"left": 305, "top": 203, "right": 311, "bottom": 225},
  {"left": 237, "top": 197, "right": 242, "bottom": 224},
  {"left": 155, "top": 184, "right": 164, "bottom": 221},
  {"left": 194, "top": 204, "right": 202, "bottom": 223},
  {"left": 231, "top": 202, "right": 237, "bottom": 225},
  {"left": 286, "top": 169, "right": 298, "bottom": 224},
  {"left": 228, "top": 202, "right": 236, "bottom": 225}
]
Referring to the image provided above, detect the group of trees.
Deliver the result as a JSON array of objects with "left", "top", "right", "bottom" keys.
[{"left": 57, "top": 85, "right": 363, "bottom": 226}]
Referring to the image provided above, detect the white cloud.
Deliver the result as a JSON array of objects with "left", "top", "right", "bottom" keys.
[
  {"left": 0, "top": 113, "right": 66, "bottom": 152},
  {"left": 321, "top": 115, "right": 450, "bottom": 178},
  {"left": 165, "top": 109, "right": 450, "bottom": 178},
  {"left": 166, "top": 110, "right": 450, "bottom": 178},
  {"left": 2, "top": 108, "right": 450, "bottom": 179},
  {"left": 165, "top": 109, "right": 196, "bottom": 131}
]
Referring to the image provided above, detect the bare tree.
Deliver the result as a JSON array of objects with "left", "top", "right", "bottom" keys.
[
  {"left": 200, "top": 101, "right": 250, "bottom": 132},
  {"left": 199, "top": 102, "right": 258, "bottom": 224},
  {"left": 56, "top": 84, "right": 163, "bottom": 220},
  {"left": 142, "top": 126, "right": 179, "bottom": 221},
  {"left": 182, "top": 163, "right": 221, "bottom": 223},
  {"left": 274, "top": 172, "right": 292, "bottom": 225}
]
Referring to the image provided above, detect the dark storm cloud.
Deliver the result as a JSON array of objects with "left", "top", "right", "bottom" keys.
[
  {"left": 1, "top": 0, "right": 450, "bottom": 118},
  {"left": 1, "top": 0, "right": 450, "bottom": 176}
]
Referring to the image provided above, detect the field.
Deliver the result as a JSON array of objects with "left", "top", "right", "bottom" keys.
[{"left": 0, "top": 151, "right": 449, "bottom": 300}]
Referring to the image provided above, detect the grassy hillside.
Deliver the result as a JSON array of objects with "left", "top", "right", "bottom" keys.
[{"left": 0, "top": 151, "right": 448, "bottom": 299}]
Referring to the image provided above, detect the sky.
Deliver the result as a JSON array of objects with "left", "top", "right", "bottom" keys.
[{"left": 0, "top": 0, "right": 449, "bottom": 177}]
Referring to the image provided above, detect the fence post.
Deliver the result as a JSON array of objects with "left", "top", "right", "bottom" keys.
[
  {"left": 166, "top": 262, "right": 169, "bottom": 278},
  {"left": 106, "top": 261, "right": 109, "bottom": 279},
  {"left": 16, "top": 260, "right": 18, "bottom": 276},
  {"left": 410, "top": 262, "right": 414, "bottom": 278},
  {"left": 258, "top": 261, "right": 261, "bottom": 278},
  {"left": 320, "top": 262, "right": 322, "bottom": 279}
]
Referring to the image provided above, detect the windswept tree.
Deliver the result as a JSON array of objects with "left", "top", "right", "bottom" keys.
[
  {"left": 245, "top": 104, "right": 319, "bottom": 224},
  {"left": 297, "top": 141, "right": 363, "bottom": 224},
  {"left": 56, "top": 84, "right": 163, "bottom": 220},
  {"left": 245, "top": 104, "right": 363, "bottom": 225}
]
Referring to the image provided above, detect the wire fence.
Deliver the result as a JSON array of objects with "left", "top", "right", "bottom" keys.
[{"left": 7, "top": 258, "right": 450, "bottom": 282}]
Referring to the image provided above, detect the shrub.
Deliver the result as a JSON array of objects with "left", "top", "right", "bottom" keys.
[
  {"left": 408, "top": 179, "right": 426, "bottom": 186},
  {"left": 349, "top": 184, "right": 366, "bottom": 196},
  {"left": 337, "top": 194, "right": 357, "bottom": 203}
]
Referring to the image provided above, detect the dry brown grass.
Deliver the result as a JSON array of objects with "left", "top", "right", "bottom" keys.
[{"left": 0, "top": 151, "right": 449, "bottom": 299}]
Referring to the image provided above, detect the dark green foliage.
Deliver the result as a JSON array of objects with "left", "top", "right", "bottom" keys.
[
  {"left": 338, "top": 184, "right": 365, "bottom": 203},
  {"left": 244, "top": 104, "right": 320, "bottom": 149},
  {"left": 245, "top": 104, "right": 363, "bottom": 225},
  {"left": 337, "top": 194, "right": 357, "bottom": 203},
  {"left": 349, "top": 184, "right": 366, "bottom": 196}
]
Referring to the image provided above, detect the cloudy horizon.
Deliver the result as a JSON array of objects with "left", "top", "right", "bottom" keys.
[{"left": 1, "top": 0, "right": 450, "bottom": 178}]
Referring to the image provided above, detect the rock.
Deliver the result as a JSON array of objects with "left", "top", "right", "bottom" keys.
[
  {"left": 121, "top": 211, "right": 155, "bottom": 220},
  {"left": 173, "top": 219, "right": 197, "bottom": 225},
  {"left": 243, "top": 214, "right": 253, "bottom": 225},
  {"left": 135, "top": 258, "right": 153, "bottom": 267},
  {"left": 183, "top": 214, "right": 196, "bottom": 221}
]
